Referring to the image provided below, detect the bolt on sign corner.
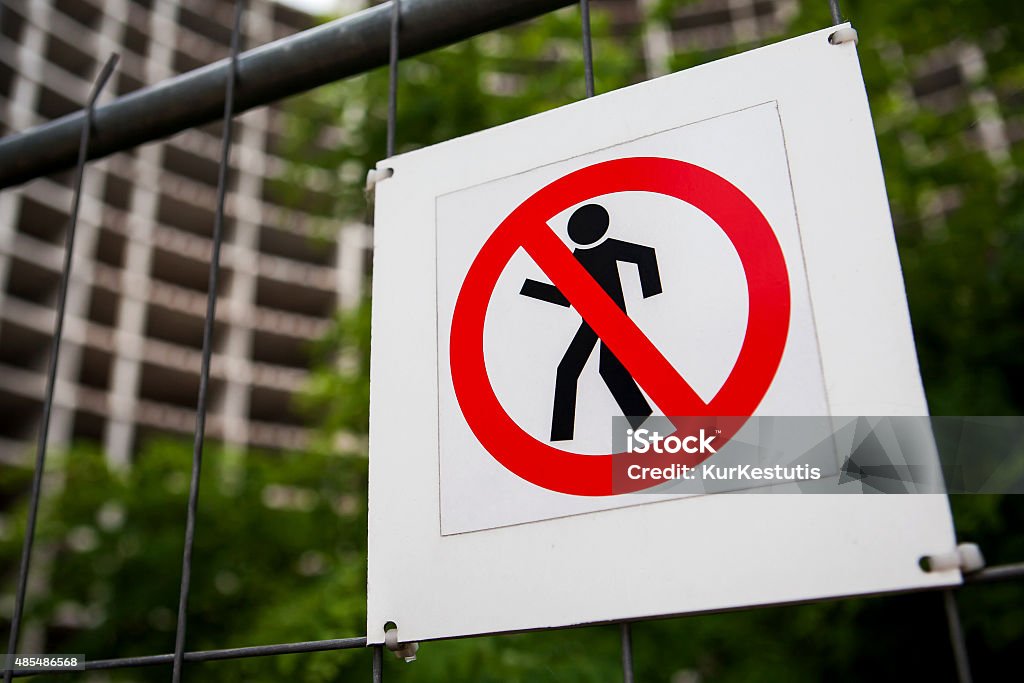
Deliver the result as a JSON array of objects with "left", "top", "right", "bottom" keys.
[{"left": 367, "top": 25, "right": 959, "bottom": 645}]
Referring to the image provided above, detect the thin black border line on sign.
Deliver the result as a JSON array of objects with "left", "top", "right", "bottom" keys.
[{"left": 430, "top": 99, "right": 835, "bottom": 540}]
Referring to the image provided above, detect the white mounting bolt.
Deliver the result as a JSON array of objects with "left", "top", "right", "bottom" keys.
[
  {"left": 828, "top": 26, "right": 858, "bottom": 46},
  {"left": 926, "top": 543, "right": 986, "bottom": 574},
  {"left": 384, "top": 626, "right": 419, "bottom": 663},
  {"left": 956, "top": 543, "right": 986, "bottom": 573},
  {"left": 364, "top": 167, "right": 394, "bottom": 224},
  {"left": 365, "top": 167, "right": 394, "bottom": 194}
]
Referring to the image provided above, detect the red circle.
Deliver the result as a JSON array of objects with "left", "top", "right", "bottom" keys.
[{"left": 450, "top": 157, "right": 790, "bottom": 496}]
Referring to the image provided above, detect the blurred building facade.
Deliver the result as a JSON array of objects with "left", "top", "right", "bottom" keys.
[
  {"left": 0, "top": 0, "right": 371, "bottom": 465},
  {"left": 0, "top": 0, "right": 1009, "bottom": 466}
]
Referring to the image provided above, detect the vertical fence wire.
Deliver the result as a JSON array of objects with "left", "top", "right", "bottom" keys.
[
  {"left": 377, "top": 19, "right": 398, "bottom": 673},
  {"left": 387, "top": 0, "right": 401, "bottom": 157},
  {"left": 620, "top": 623, "right": 634, "bottom": 683},
  {"left": 943, "top": 589, "right": 973, "bottom": 683},
  {"left": 1, "top": 52, "right": 119, "bottom": 683},
  {"left": 373, "top": 0, "right": 403, "bottom": 665},
  {"left": 580, "top": 0, "right": 594, "bottom": 97},
  {"left": 374, "top": 6, "right": 400, "bottom": 674},
  {"left": 828, "top": 0, "right": 843, "bottom": 24},
  {"left": 169, "top": 2, "right": 245, "bottom": 681},
  {"left": 372, "top": 644, "right": 384, "bottom": 683}
]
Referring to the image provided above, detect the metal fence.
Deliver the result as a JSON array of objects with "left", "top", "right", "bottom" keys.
[{"left": 0, "top": 0, "right": 1022, "bottom": 681}]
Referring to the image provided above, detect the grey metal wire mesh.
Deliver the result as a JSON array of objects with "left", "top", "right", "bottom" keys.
[{"left": 0, "top": 2, "right": 1022, "bottom": 683}]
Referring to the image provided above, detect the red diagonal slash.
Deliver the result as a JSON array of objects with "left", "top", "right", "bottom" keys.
[
  {"left": 449, "top": 157, "right": 790, "bottom": 496},
  {"left": 520, "top": 220, "right": 708, "bottom": 416}
]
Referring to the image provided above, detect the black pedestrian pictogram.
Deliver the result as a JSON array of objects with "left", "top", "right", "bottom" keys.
[{"left": 520, "top": 203, "right": 663, "bottom": 441}]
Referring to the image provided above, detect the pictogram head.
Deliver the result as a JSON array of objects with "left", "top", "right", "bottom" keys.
[{"left": 567, "top": 204, "right": 609, "bottom": 245}]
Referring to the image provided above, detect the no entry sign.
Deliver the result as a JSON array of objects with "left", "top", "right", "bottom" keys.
[
  {"left": 449, "top": 157, "right": 790, "bottom": 496},
  {"left": 367, "top": 26, "right": 959, "bottom": 645},
  {"left": 436, "top": 102, "right": 829, "bottom": 533}
]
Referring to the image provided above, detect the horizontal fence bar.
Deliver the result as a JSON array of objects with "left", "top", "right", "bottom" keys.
[
  {"left": 8, "top": 561, "right": 1023, "bottom": 678},
  {"left": 0, "top": 0, "right": 575, "bottom": 189},
  {"left": 10, "top": 638, "right": 368, "bottom": 678},
  {"left": 962, "top": 561, "right": 1024, "bottom": 585}
]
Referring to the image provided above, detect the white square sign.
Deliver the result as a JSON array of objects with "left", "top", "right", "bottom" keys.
[
  {"left": 436, "top": 101, "right": 831, "bottom": 535},
  {"left": 367, "top": 26, "right": 960, "bottom": 645}
]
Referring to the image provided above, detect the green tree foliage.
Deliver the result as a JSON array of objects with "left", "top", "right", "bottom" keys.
[
  {"left": 0, "top": 441, "right": 368, "bottom": 682},
  {"left": 1, "top": 2, "right": 1022, "bottom": 681}
]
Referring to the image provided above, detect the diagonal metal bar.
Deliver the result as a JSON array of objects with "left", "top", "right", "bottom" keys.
[
  {"left": 1, "top": 52, "right": 119, "bottom": 683},
  {"left": 580, "top": 0, "right": 594, "bottom": 97},
  {"left": 169, "top": 3, "right": 245, "bottom": 681},
  {"left": 828, "top": 0, "right": 843, "bottom": 24},
  {"left": 0, "top": 0, "right": 576, "bottom": 189},
  {"left": 386, "top": 0, "right": 401, "bottom": 157}
]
